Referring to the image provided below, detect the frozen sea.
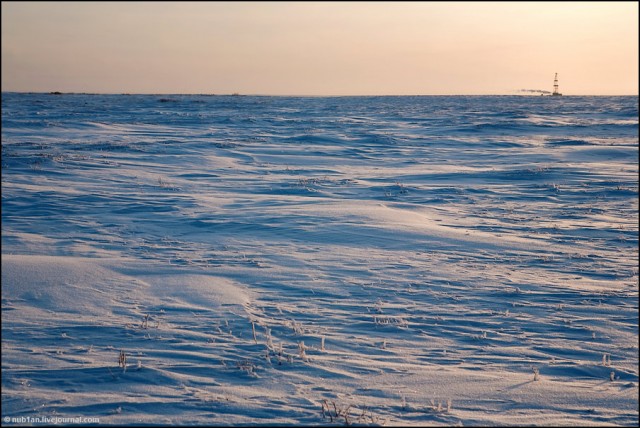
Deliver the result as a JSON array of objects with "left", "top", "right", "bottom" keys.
[{"left": 1, "top": 93, "right": 638, "bottom": 426}]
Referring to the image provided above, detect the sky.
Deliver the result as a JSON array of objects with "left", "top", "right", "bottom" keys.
[{"left": 1, "top": 1, "right": 638, "bottom": 95}]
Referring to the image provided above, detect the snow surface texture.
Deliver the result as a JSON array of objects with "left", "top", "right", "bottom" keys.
[{"left": 2, "top": 94, "right": 638, "bottom": 426}]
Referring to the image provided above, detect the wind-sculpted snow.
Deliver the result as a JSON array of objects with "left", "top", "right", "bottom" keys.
[{"left": 2, "top": 94, "right": 638, "bottom": 425}]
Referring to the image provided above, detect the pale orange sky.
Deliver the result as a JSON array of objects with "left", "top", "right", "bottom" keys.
[{"left": 2, "top": 1, "right": 638, "bottom": 95}]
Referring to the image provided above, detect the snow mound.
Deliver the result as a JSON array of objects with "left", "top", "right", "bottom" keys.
[{"left": 2, "top": 255, "right": 133, "bottom": 318}]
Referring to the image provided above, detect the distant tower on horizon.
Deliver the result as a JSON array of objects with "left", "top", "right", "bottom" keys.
[{"left": 552, "top": 73, "right": 562, "bottom": 96}]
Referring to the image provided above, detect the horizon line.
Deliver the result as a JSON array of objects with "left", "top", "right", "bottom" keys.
[{"left": 2, "top": 90, "right": 638, "bottom": 97}]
